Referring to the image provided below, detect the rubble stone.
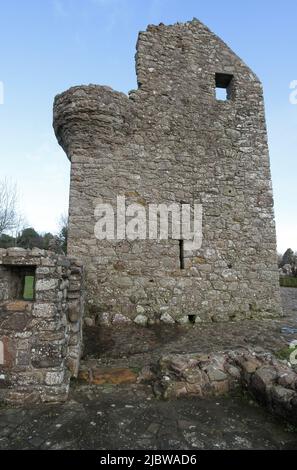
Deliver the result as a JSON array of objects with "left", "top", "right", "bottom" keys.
[{"left": 0, "top": 248, "right": 84, "bottom": 403}]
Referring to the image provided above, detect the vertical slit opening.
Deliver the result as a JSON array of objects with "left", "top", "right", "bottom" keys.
[{"left": 179, "top": 239, "right": 185, "bottom": 270}]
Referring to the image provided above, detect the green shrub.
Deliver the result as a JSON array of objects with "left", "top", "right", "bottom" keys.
[
  {"left": 275, "top": 346, "right": 297, "bottom": 361},
  {"left": 280, "top": 276, "right": 297, "bottom": 288}
]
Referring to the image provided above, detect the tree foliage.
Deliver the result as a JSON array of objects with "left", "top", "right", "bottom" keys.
[
  {"left": 280, "top": 248, "right": 297, "bottom": 277},
  {"left": 0, "top": 213, "right": 69, "bottom": 254},
  {"left": 281, "top": 248, "right": 295, "bottom": 267}
]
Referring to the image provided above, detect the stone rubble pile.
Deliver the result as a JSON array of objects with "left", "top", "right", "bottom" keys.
[{"left": 139, "top": 349, "right": 297, "bottom": 425}]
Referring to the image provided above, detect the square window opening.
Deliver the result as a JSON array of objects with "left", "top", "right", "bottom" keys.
[
  {"left": 215, "top": 73, "right": 234, "bottom": 101},
  {"left": 1, "top": 265, "right": 36, "bottom": 301}
]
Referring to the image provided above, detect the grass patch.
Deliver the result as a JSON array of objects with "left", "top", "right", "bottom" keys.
[
  {"left": 280, "top": 276, "right": 297, "bottom": 288},
  {"left": 275, "top": 346, "right": 297, "bottom": 361},
  {"left": 284, "top": 423, "right": 297, "bottom": 434}
]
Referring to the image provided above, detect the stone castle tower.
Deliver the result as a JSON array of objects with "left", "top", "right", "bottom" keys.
[{"left": 53, "top": 19, "right": 282, "bottom": 325}]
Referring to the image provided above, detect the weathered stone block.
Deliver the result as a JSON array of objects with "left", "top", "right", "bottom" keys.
[
  {"left": 112, "top": 313, "right": 132, "bottom": 324},
  {"left": 35, "top": 279, "right": 58, "bottom": 291},
  {"left": 16, "top": 350, "right": 30, "bottom": 366},
  {"left": 31, "top": 343, "right": 64, "bottom": 368},
  {"left": 134, "top": 314, "right": 148, "bottom": 326},
  {"left": 32, "top": 302, "right": 58, "bottom": 318},
  {"left": 160, "top": 312, "right": 175, "bottom": 324},
  {"left": 45, "top": 371, "right": 65, "bottom": 385},
  {"left": 67, "top": 302, "right": 80, "bottom": 323},
  {"left": 270, "top": 385, "right": 296, "bottom": 405},
  {"left": 212, "top": 379, "right": 230, "bottom": 395},
  {"left": 5, "top": 301, "right": 30, "bottom": 312},
  {"left": 250, "top": 366, "right": 278, "bottom": 396},
  {"left": 2, "top": 312, "right": 30, "bottom": 331},
  {"left": 205, "top": 366, "right": 228, "bottom": 382}
]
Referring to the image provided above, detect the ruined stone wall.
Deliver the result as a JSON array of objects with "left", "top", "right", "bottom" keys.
[
  {"left": 146, "top": 350, "right": 297, "bottom": 426},
  {"left": 54, "top": 19, "right": 282, "bottom": 326},
  {"left": 0, "top": 248, "right": 84, "bottom": 403}
]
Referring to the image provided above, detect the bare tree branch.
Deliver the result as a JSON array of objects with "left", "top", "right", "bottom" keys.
[{"left": 0, "top": 179, "right": 22, "bottom": 236}]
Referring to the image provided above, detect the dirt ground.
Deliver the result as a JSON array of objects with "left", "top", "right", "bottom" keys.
[
  {"left": 82, "top": 288, "right": 297, "bottom": 369},
  {"left": 0, "top": 287, "right": 297, "bottom": 450}
]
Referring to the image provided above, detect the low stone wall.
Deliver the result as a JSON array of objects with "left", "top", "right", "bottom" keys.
[
  {"left": 140, "top": 349, "right": 297, "bottom": 425},
  {"left": 0, "top": 247, "right": 84, "bottom": 403}
]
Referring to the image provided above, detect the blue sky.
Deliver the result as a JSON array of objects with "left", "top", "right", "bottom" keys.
[{"left": 0, "top": 0, "right": 296, "bottom": 253}]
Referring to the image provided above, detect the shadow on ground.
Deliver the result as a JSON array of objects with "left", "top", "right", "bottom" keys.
[{"left": 0, "top": 385, "right": 297, "bottom": 450}]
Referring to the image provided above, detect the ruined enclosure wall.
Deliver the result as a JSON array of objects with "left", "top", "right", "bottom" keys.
[
  {"left": 0, "top": 248, "right": 84, "bottom": 403},
  {"left": 54, "top": 19, "right": 282, "bottom": 326}
]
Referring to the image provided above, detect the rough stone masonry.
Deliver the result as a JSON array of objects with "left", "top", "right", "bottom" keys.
[
  {"left": 53, "top": 19, "right": 282, "bottom": 326},
  {"left": 0, "top": 248, "right": 84, "bottom": 403}
]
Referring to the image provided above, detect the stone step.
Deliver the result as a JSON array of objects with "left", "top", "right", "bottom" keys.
[{"left": 78, "top": 366, "right": 138, "bottom": 385}]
